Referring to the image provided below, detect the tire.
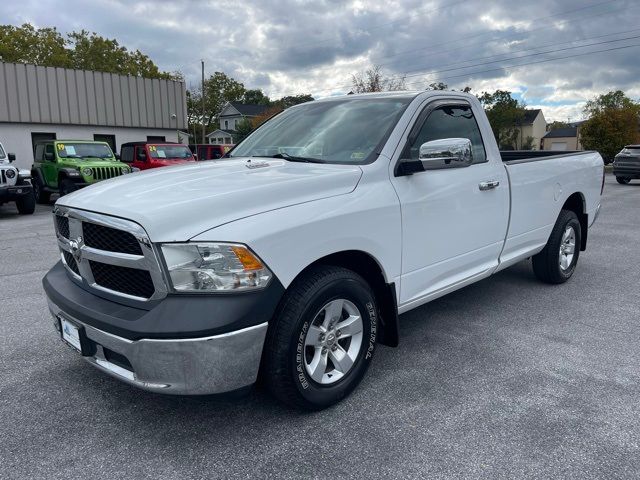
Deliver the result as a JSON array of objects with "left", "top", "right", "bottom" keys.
[
  {"left": 33, "top": 176, "right": 51, "bottom": 204},
  {"left": 616, "top": 176, "right": 631, "bottom": 185},
  {"left": 16, "top": 191, "right": 36, "bottom": 215},
  {"left": 263, "top": 266, "right": 378, "bottom": 410},
  {"left": 59, "top": 178, "right": 77, "bottom": 197},
  {"left": 532, "top": 209, "right": 581, "bottom": 284}
]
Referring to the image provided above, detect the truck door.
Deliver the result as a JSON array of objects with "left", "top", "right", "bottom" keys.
[
  {"left": 132, "top": 145, "right": 148, "bottom": 170},
  {"left": 43, "top": 143, "right": 58, "bottom": 188},
  {"left": 391, "top": 100, "right": 509, "bottom": 306}
]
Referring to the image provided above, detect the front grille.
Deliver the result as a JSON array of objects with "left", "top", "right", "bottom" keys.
[
  {"left": 0, "top": 170, "right": 6, "bottom": 185},
  {"left": 56, "top": 215, "right": 70, "bottom": 239},
  {"left": 62, "top": 250, "right": 80, "bottom": 275},
  {"left": 89, "top": 261, "right": 155, "bottom": 299},
  {"left": 83, "top": 222, "right": 142, "bottom": 255},
  {"left": 93, "top": 166, "right": 122, "bottom": 181}
]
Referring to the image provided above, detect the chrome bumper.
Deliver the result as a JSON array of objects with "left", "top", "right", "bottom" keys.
[{"left": 48, "top": 298, "right": 268, "bottom": 395}]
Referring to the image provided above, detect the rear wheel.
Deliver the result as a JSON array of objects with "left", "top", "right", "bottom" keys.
[
  {"left": 263, "top": 266, "right": 378, "bottom": 410},
  {"left": 16, "top": 191, "right": 36, "bottom": 215},
  {"left": 532, "top": 210, "right": 581, "bottom": 284},
  {"left": 59, "top": 178, "right": 77, "bottom": 197},
  {"left": 616, "top": 176, "right": 631, "bottom": 185},
  {"left": 33, "top": 177, "right": 51, "bottom": 204}
]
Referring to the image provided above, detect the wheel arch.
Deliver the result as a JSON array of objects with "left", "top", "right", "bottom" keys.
[
  {"left": 289, "top": 250, "right": 399, "bottom": 347},
  {"left": 561, "top": 192, "right": 588, "bottom": 251}
]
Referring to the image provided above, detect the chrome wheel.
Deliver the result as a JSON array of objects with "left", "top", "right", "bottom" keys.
[
  {"left": 303, "top": 299, "right": 363, "bottom": 385},
  {"left": 559, "top": 225, "right": 576, "bottom": 271}
]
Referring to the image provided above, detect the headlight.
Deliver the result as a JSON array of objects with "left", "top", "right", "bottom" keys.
[
  {"left": 160, "top": 243, "right": 273, "bottom": 292},
  {"left": 82, "top": 167, "right": 93, "bottom": 176},
  {"left": 121, "top": 166, "right": 130, "bottom": 174},
  {"left": 5, "top": 169, "right": 16, "bottom": 179}
]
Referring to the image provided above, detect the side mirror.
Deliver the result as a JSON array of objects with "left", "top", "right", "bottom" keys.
[
  {"left": 44, "top": 152, "right": 55, "bottom": 162},
  {"left": 8, "top": 153, "right": 16, "bottom": 162},
  {"left": 396, "top": 138, "right": 473, "bottom": 176}
]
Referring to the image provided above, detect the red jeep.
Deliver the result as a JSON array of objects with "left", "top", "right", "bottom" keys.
[
  {"left": 189, "top": 144, "right": 234, "bottom": 161},
  {"left": 120, "top": 142, "right": 195, "bottom": 170}
]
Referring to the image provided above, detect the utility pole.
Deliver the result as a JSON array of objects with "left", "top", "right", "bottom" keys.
[{"left": 201, "top": 60, "right": 205, "bottom": 144}]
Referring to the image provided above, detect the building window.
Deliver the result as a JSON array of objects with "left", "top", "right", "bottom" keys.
[
  {"left": 224, "top": 137, "right": 232, "bottom": 144},
  {"left": 147, "top": 135, "right": 166, "bottom": 142},
  {"left": 224, "top": 120, "right": 229, "bottom": 129},
  {"left": 94, "top": 134, "right": 116, "bottom": 154}
]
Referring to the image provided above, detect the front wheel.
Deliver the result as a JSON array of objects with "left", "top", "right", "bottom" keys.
[
  {"left": 33, "top": 177, "right": 51, "bottom": 204},
  {"left": 263, "top": 266, "right": 378, "bottom": 410},
  {"left": 532, "top": 209, "right": 581, "bottom": 284},
  {"left": 616, "top": 176, "right": 631, "bottom": 185},
  {"left": 59, "top": 178, "right": 77, "bottom": 197},
  {"left": 16, "top": 192, "right": 36, "bottom": 215}
]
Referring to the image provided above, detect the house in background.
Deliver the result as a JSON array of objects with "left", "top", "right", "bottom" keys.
[
  {"left": 541, "top": 121, "right": 585, "bottom": 151},
  {"left": 514, "top": 109, "right": 547, "bottom": 150},
  {"left": 206, "top": 102, "right": 270, "bottom": 144}
]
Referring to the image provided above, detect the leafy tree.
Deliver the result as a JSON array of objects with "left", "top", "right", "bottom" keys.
[
  {"left": 0, "top": 24, "right": 175, "bottom": 79},
  {"left": 242, "top": 89, "right": 271, "bottom": 105},
  {"left": 274, "top": 94, "right": 314, "bottom": 109},
  {"left": 250, "top": 106, "right": 284, "bottom": 129},
  {"left": 547, "top": 120, "right": 570, "bottom": 131},
  {"left": 581, "top": 90, "right": 640, "bottom": 162},
  {"left": 0, "top": 24, "right": 70, "bottom": 67},
  {"left": 234, "top": 118, "right": 254, "bottom": 143},
  {"left": 351, "top": 65, "right": 406, "bottom": 93},
  {"left": 189, "top": 72, "right": 246, "bottom": 132},
  {"left": 478, "top": 90, "right": 526, "bottom": 150},
  {"left": 427, "top": 82, "right": 448, "bottom": 91},
  {"left": 521, "top": 136, "right": 535, "bottom": 150}
]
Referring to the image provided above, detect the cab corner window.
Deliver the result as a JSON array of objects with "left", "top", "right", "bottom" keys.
[{"left": 406, "top": 105, "right": 487, "bottom": 165}]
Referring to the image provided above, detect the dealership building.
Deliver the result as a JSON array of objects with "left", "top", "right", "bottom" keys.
[{"left": 0, "top": 61, "right": 187, "bottom": 169}]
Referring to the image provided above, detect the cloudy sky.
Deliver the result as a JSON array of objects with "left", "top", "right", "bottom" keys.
[{"left": 2, "top": 0, "right": 640, "bottom": 121}]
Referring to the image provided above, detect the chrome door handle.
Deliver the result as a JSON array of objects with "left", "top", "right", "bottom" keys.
[{"left": 479, "top": 180, "right": 500, "bottom": 191}]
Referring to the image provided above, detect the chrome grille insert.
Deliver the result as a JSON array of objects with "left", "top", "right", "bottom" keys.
[{"left": 53, "top": 206, "right": 166, "bottom": 302}]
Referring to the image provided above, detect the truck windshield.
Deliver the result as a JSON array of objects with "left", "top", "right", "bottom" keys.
[
  {"left": 229, "top": 97, "right": 413, "bottom": 164},
  {"left": 57, "top": 143, "right": 114, "bottom": 159},
  {"left": 149, "top": 145, "right": 193, "bottom": 160}
]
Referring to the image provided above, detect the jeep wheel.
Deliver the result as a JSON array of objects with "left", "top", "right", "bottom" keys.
[
  {"left": 263, "top": 266, "right": 378, "bottom": 410},
  {"left": 616, "top": 176, "right": 631, "bottom": 185},
  {"left": 33, "top": 177, "right": 51, "bottom": 204},
  {"left": 59, "top": 179, "right": 77, "bottom": 197},
  {"left": 16, "top": 192, "right": 36, "bottom": 215}
]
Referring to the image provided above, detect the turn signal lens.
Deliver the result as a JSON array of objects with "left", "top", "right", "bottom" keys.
[{"left": 230, "top": 246, "right": 264, "bottom": 271}]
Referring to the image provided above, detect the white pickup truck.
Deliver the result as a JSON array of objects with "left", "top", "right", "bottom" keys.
[{"left": 43, "top": 91, "right": 604, "bottom": 410}]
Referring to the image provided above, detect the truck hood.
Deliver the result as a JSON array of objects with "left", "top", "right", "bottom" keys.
[{"left": 57, "top": 158, "right": 363, "bottom": 241}]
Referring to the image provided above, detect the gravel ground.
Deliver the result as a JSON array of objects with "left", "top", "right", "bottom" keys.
[{"left": 1, "top": 175, "right": 639, "bottom": 479}]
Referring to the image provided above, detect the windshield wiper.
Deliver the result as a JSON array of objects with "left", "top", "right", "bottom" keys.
[{"left": 266, "top": 153, "right": 325, "bottom": 163}]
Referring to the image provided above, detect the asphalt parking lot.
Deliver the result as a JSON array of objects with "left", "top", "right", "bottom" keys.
[{"left": 1, "top": 175, "right": 639, "bottom": 479}]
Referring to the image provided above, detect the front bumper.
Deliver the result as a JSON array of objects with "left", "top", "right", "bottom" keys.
[
  {"left": 43, "top": 261, "right": 284, "bottom": 395},
  {"left": 48, "top": 298, "right": 267, "bottom": 395},
  {"left": 0, "top": 184, "right": 33, "bottom": 201}
]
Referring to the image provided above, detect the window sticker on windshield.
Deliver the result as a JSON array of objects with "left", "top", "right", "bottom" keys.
[
  {"left": 223, "top": 146, "right": 231, "bottom": 153},
  {"left": 157, "top": 150, "right": 166, "bottom": 158},
  {"left": 350, "top": 152, "right": 365, "bottom": 160},
  {"left": 65, "top": 146, "right": 76, "bottom": 155},
  {"left": 149, "top": 146, "right": 157, "bottom": 152},
  {"left": 57, "top": 144, "right": 65, "bottom": 151}
]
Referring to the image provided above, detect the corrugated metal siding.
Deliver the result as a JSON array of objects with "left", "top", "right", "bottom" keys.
[{"left": 0, "top": 61, "right": 186, "bottom": 129}]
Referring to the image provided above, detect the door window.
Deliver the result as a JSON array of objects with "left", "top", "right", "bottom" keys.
[
  {"left": 45, "top": 143, "right": 55, "bottom": 159},
  {"left": 405, "top": 105, "right": 487, "bottom": 164},
  {"left": 121, "top": 146, "right": 134, "bottom": 162},
  {"left": 31, "top": 132, "right": 56, "bottom": 156}
]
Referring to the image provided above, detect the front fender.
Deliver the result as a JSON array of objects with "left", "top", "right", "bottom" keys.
[{"left": 190, "top": 179, "right": 402, "bottom": 290}]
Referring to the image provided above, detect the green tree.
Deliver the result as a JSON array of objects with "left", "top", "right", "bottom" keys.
[
  {"left": 478, "top": 90, "right": 526, "bottom": 150},
  {"left": 581, "top": 90, "right": 640, "bottom": 162},
  {"left": 234, "top": 118, "right": 254, "bottom": 143},
  {"left": 547, "top": 120, "right": 570, "bottom": 131},
  {"left": 351, "top": 65, "right": 406, "bottom": 93},
  {"left": 189, "top": 72, "right": 246, "bottom": 133},
  {"left": 242, "top": 89, "right": 271, "bottom": 105},
  {"left": 0, "top": 24, "right": 70, "bottom": 67},
  {"left": 427, "top": 82, "right": 448, "bottom": 90},
  {"left": 274, "top": 94, "right": 314, "bottom": 109}
]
